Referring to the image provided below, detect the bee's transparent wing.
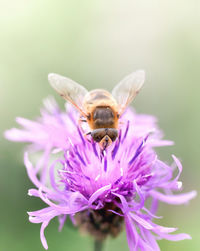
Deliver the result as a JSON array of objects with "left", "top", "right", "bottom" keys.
[
  {"left": 48, "top": 73, "right": 88, "bottom": 116},
  {"left": 112, "top": 70, "right": 145, "bottom": 116}
]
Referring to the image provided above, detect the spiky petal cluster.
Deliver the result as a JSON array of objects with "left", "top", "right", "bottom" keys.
[{"left": 5, "top": 97, "right": 196, "bottom": 251}]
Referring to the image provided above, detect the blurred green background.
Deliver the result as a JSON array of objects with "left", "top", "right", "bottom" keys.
[{"left": 0, "top": 1, "right": 199, "bottom": 250}]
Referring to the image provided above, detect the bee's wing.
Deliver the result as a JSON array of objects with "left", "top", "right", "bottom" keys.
[
  {"left": 48, "top": 73, "right": 88, "bottom": 116},
  {"left": 112, "top": 70, "right": 145, "bottom": 116}
]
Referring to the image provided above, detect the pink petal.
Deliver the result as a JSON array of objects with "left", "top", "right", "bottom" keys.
[
  {"left": 130, "top": 212, "right": 154, "bottom": 230},
  {"left": 150, "top": 190, "right": 197, "bottom": 205},
  {"left": 40, "top": 221, "right": 49, "bottom": 250},
  {"left": 88, "top": 184, "right": 111, "bottom": 206}
]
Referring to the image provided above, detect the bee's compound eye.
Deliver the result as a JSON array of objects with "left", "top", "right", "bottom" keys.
[
  {"left": 107, "top": 129, "right": 118, "bottom": 142},
  {"left": 94, "top": 135, "right": 102, "bottom": 142},
  {"left": 91, "top": 129, "right": 105, "bottom": 142}
]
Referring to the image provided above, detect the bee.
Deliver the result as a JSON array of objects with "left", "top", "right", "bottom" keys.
[{"left": 48, "top": 70, "right": 145, "bottom": 150}]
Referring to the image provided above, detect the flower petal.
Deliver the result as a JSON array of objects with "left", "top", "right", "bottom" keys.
[
  {"left": 150, "top": 190, "right": 197, "bottom": 205},
  {"left": 130, "top": 212, "right": 154, "bottom": 230},
  {"left": 88, "top": 184, "right": 111, "bottom": 206},
  {"left": 40, "top": 221, "right": 49, "bottom": 250}
]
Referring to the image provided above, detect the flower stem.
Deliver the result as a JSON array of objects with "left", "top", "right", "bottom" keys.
[{"left": 94, "top": 240, "right": 104, "bottom": 251}]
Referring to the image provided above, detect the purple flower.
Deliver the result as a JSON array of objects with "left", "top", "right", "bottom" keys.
[{"left": 5, "top": 97, "right": 196, "bottom": 251}]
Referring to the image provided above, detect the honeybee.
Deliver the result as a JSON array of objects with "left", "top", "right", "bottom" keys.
[{"left": 48, "top": 70, "right": 145, "bottom": 150}]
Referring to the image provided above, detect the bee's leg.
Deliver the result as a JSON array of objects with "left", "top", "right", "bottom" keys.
[
  {"left": 78, "top": 117, "right": 87, "bottom": 132},
  {"left": 78, "top": 116, "right": 92, "bottom": 142},
  {"left": 83, "top": 131, "right": 92, "bottom": 142},
  {"left": 78, "top": 118, "right": 87, "bottom": 124},
  {"left": 80, "top": 118, "right": 87, "bottom": 122}
]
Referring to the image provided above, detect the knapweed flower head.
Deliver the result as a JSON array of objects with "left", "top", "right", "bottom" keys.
[{"left": 5, "top": 97, "right": 196, "bottom": 251}]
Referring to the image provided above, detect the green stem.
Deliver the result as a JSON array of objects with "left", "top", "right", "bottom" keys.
[{"left": 94, "top": 239, "right": 104, "bottom": 251}]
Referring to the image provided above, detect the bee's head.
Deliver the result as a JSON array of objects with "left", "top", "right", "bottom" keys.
[{"left": 91, "top": 128, "right": 118, "bottom": 149}]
